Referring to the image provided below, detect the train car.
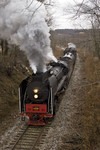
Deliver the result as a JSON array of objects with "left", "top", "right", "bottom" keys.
[{"left": 19, "top": 44, "right": 77, "bottom": 125}]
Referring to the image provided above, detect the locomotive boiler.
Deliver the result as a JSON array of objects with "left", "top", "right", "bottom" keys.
[{"left": 19, "top": 44, "right": 77, "bottom": 125}]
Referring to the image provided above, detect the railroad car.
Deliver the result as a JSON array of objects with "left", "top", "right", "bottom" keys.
[{"left": 19, "top": 44, "right": 77, "bottom": 125}]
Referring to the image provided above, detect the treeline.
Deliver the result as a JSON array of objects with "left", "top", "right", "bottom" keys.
[
  {"left": 0, "top": 40, "right": 30, "bottom": 77},
  {"left": 50, "top": 29, "right": 88, "bottom": 52},
  {"left": 51, "top": 28, "right": 100, "bottom": 59},
  {"left": 55, "top": 29, "right": 87, "bottom": 35}
]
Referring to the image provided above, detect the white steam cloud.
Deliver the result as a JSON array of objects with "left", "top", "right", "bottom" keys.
[
  {"left": 68, "top": 43, "right": 76, "bottom": 49},
  {"left": 0, "top": 0, "right": 57, "bottom": 73}
]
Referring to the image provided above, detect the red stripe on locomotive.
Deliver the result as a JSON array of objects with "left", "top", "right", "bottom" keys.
[{"left": 26, "top": 104, "right": 47, "bottom": 113}]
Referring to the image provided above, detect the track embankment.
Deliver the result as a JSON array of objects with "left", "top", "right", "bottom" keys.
[
  {"left": 0, "top": 54, "right": 100, "bottom": 150},
  {"left": 39, "top": 54, "right": 100, "bottom": 150}
]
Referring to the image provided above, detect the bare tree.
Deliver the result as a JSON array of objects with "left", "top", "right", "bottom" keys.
[
  {"left": 66, "top": 0, "right": 100, "bottom": 58},
  {"left": 0, "top": 40, "right": 8, "bottom": 55}
]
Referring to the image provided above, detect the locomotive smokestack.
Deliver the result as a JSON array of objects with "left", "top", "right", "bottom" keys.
[{"left": 0, "top": 0, "right": 57, "bottom": 73}]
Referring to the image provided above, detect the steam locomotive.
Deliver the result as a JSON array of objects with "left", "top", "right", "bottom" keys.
[{"left": 19, "top": 44, "right": 77, "bottom": 125}]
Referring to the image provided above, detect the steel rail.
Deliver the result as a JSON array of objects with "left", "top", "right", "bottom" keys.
[
  {"left": 31, "top": 126, "right": 45, "bottom": 150},
  {"left": 10, "top": 125, "right": 46, "bottom": 150},
  {"left": 11, "top": 125, "right": 29, "bottom": 150}
]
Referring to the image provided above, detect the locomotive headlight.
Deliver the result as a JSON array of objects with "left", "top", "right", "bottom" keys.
[
  {"left": 34, "top": 94, "right": 38, "bottom": 99},
  {"left": 33, "top": 89, "right": 38, "bottom": 93}
]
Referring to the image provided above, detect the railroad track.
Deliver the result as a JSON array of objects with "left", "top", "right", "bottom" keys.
[{"left": 8, "top": 123, "right": 51, "bottom": 150}]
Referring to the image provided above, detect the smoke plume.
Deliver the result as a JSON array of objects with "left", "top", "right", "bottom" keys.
[
  {"left": 68, "top": 43, "right": 76, "bottom": 49},
  {"left": 0, "top": 0, "right": 57, "bottom": 73}
]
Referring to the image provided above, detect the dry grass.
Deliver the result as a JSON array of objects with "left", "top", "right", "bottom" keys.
[
  {"left": 0, "top": 54, "right": 31, "bottom": 122},
  {"left": 78, "top": 49, "right": 100, "bottom": 149},
  {"left": 53, "top": 46, "right": 64, "bottom": 58},
  {"left": 85, "top": 54, "right": 100, "bottom": 82}
]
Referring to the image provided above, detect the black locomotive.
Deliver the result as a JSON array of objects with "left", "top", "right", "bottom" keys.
[{"left": 19, "top": 44, "right": 77, "bottom": 125}]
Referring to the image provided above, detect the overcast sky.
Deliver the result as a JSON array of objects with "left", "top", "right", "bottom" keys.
[{"left": 51, "top": 0, "right": 91, "bottom": 29}]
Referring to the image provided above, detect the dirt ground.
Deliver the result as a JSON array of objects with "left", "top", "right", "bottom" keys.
[{"left": 0, "top": 54, "right": 100, "bottom": 150}]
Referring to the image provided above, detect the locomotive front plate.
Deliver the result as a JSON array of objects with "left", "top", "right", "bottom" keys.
[{"left": 26, "top": 104, "right": 47, "bottom": 113}]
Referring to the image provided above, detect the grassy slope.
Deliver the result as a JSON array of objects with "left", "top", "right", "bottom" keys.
[
  {"left": 79, "top": 51, "right": 100, "bottom": 149},
  {"left": 0, "top": 55, "right": 31, "bottom": 122}
]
